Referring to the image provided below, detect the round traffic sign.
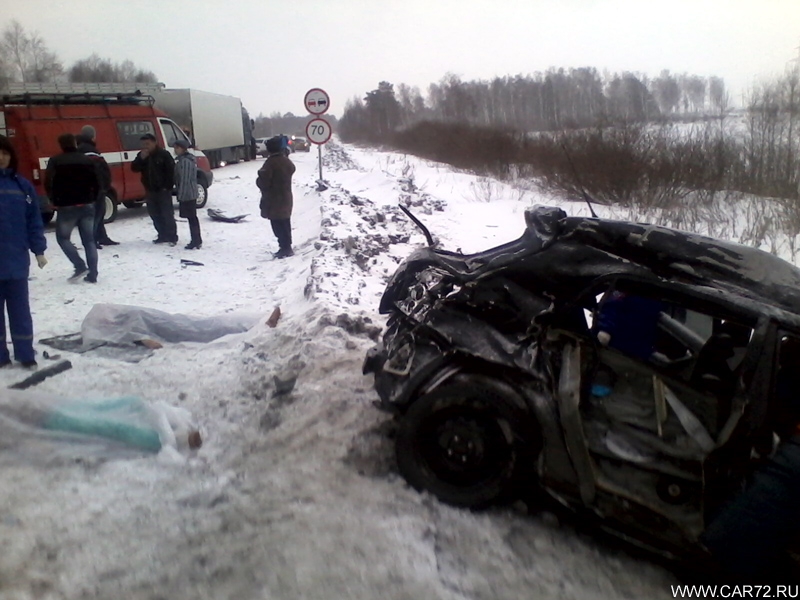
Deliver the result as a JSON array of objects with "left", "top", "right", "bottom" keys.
[
  {"left": 306, "top": 118, "right": 333, "bottom": 145},
  {"left": 304, "top": 88, "right": 330, "bottom": 115}
]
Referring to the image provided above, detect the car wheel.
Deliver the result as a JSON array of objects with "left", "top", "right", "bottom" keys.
[
  {"left": 396, "top": 376, "right": 539, "bottom": 509},
  {"left": 103, "top": 195, "right": 118, "bottom": 224},
  {"left": 123, "top": 201, "right": 144, "bottom": 209},
  {"left": 195, "top": 183, "right": 208, "bottom": 209}
]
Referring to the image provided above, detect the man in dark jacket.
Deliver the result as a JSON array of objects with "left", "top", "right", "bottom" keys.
[
  {"left": 131, "top": 133, "right": 177, "bottom": 245},
  {"left": 77, "top": 125, "right": 118, "bottom": 249},
  {"left": 45, "top": 133, "right": 100, "bottom": 283},
  {"left": 257, "top": 137, "right": 296, "bottom": 258}
]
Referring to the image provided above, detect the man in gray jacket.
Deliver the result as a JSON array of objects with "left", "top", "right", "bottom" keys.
[{"left": 173, "top": 139, "right": 201, "bottom": 249}]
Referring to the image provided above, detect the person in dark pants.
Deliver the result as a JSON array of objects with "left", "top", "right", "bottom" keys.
[
  {"left": 0, "top": 135, "right": 47, "bottom": 369},
  {"left": 45, "top": 133, "right": 100, "bottom": 283},
  {"left": 172, "top": 139, "right": 202, "bottom": 249},
  {"left": 77, "top": 125, "right": 118, "bottom": 248},
  {"left": 257, "top": 137, "right": 296, "bottom": 258},
  {"left": 131, "top": 133, "right": 177, "bottom": 245}
]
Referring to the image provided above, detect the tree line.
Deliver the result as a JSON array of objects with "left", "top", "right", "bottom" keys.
[
  {"left": 0, "top": 20, "right": 158, "bottom": 86},
  {"left": 251, "top": 111, "right": 339, "bottom": 139},
  {"left": 340, "top": 66, "right": 800, "bottom": 205},
  {"left": 340, "top": 69, "right": 732, "bottom": 141}
]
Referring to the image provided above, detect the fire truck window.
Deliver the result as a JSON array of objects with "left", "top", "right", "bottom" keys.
[
  {"left": 117, "top": 121, "right": 155, "bottom": 151},
  {"left": 160, "top": 121, "right": 180, "bottom": 147}
]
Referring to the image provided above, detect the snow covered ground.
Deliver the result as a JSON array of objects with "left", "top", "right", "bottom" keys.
[{"left": 0, "top": 143, "right": 701, "bottom": 600}]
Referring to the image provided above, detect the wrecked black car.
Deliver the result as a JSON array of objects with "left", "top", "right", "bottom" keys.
[{"left": 364, "top": 206, "right": 800, "bottom": 575}]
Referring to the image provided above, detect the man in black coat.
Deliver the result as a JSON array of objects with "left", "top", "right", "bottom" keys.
[
  {"left": 77, "top": 125, "right": 118, "bottom": 248},
  {"left": 131, "top": 133, "right": 177, "bottom": 245},
  {"left": 45, "top": 133, "right": 101, "bottom": 283}
]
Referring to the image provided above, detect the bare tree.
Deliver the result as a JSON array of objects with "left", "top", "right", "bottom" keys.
[
  {"left": 1, "top": 20, "right": 62, "bottom": 83},
  {"left": 709, "top": 76, "right": 730, "bottom": 116},
  {"left": 27, "top": 33, "right": 63, "bottom": 83},
  {"left": 2, "top": 20, "right": 30, "bottom": 83}
]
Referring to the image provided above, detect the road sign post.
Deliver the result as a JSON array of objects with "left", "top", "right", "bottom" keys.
[{"left": 304, "top": 88, "right": 332, "bottom": 189}]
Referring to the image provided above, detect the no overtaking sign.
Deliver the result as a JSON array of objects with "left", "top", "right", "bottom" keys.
[
  {"left": 304, "top": 88, "right": 330, "bottom": 115},
  {"left": 305, "top": 87, "right": 332, "bottom": 187}
]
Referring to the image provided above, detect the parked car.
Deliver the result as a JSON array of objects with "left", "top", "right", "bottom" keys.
[
  {"left": 0, "top": 83, "right": 214, "bottom": 223},
  {"left": 255, "top": 137, "right": 269, "bottom": 157},
  {"left": 364, "top": 205, "right": 800, "bottom": 573},
  {"left": 289, "top": 135, "right": 310, "bottom": 152}
]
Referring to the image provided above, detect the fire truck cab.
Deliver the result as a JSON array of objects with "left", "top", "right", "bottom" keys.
[{"left": 0, "top": 83, "right": 214, "bottom": 224}]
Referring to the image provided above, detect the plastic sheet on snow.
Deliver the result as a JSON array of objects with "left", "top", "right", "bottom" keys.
[
  {"left": 81, "top": 303, "right": 261, "bottom": 347},
  {"left": 0, "top": 389, "right": 199, "bottom": 465}
]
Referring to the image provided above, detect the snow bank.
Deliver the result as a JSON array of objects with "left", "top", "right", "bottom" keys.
[{"left": 0, "top": 144, "right": 696, "bottom": 599}]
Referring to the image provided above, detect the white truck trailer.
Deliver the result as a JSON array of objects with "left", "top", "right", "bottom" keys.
[{"left": 150, "top": 88, "right": 254, "bottom": 168}]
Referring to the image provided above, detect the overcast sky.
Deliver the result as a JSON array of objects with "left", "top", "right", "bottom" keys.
[{"left": 5, "top": 0, "right": 800, "bottom": 117}]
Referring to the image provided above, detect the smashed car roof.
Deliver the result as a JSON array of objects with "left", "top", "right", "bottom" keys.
[{"left": 557, "top": 213, "right": 800, "bottom": 317}]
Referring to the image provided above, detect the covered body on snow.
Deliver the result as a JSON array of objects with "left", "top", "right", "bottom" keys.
[{"left": 364, "top": 205, "right": 800, "bottom": 573}]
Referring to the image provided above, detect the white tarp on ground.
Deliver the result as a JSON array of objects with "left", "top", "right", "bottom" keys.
[{"left": 80, "top": 303, "right": 262, "bottom": 347}]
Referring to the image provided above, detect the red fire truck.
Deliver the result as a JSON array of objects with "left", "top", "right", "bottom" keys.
[{"left": 0, "top": 84, "right": 213, "bottom": 223}]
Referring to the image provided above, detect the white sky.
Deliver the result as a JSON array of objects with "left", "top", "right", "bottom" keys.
[{"left": 4, "top": 0, "right": 799, "bottom": 117}]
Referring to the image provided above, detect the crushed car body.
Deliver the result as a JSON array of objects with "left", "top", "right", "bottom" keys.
[{"left": 364, "top": 205, "right": 800, "bottom": 574}]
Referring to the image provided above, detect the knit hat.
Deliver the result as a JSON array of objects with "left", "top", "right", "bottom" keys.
[
  {"left": 173, "top": 139, "right": 190, "bottom": 150},
  {"left": 80, "top": 125, "right": 96, "bottom": 140},
  {"left": 266, "top": 137, "right": 282, "bottom": 153}
]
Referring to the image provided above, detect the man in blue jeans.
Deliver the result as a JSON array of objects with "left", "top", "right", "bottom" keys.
[{"left": 45, "top": 133, "right": 100, "bottom": 283}]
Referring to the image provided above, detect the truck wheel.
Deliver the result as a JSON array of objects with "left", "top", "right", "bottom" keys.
[
  {"left": 196, "top": 183, "right": 208, "bottom": 209},
  {"left": 103, "top": 194, "right": 118, "bottom": 224},
  {"left": 395, "top": 376, "right": 540, "bottom": 509},
  {"left": 123, "top": 201, "right": 144, "bottom": 209}
]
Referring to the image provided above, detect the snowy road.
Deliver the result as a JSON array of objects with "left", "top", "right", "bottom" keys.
[{"left": 0, "top": 145, "right": 678, "bottom": 599}]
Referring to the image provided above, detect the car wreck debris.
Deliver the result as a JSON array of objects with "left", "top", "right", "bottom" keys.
[
  {"left": 9, "top": 360, "right": 73, "bottom": 390},
  {"left": 365, "top": 204, "right": 800, "bottom": 579}
]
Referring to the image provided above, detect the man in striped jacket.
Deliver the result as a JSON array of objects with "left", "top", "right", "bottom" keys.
[{"left": 173, "top": 139, "right": 202, "bottom": 249}]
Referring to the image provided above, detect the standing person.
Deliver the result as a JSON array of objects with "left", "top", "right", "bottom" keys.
[
  {"left": 172, "top": 139, "right": 202, "bottom": 249},
  {"left": 257, "top": 137, "right": 296, "bottom": 258},
  {"left": 77, "top": 125, "right": 119, "bottom": 249},
  {"left": 0, "top": 135, "right": 47, "bottom": 369},
  {"left": 131, "top": 133, "right": 177, "bottom": 245},
  {"left": 279, "top": 134, "right": 290, "bottom": 156},
  {"left": 45, "top": 133, "right": 100, "bottom": 283}
]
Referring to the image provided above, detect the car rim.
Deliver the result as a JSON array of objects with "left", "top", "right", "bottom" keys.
[
  {"left": 417, "top": 405, "right": 512, "bottom": 487},
  {"left": 196, "top": 185, "right": 205, "bottom": 207},
  {"left": 105, "top": 196, "right": 114, "bottom": 219}
]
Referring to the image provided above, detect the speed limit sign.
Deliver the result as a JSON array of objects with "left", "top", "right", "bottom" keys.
[{"left": 306, "top": 118, "right": 333, "bottom": 145}]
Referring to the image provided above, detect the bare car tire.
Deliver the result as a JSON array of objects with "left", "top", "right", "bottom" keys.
[
  {"left": 103, "top": 194, "right": 118, "bottom": 224},
  {"left": 396, "top": 376, "right": 539, "bottom": 509},
  {"left": 195, "top": 183, "right": 208, "bottom": 209}
]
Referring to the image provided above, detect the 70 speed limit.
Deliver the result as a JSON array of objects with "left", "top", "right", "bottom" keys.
[{"left": 305, "top": 118, "right": 333, "bottom": 145}]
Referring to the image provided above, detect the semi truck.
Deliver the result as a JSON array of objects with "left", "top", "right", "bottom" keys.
[{"left": 150, "top": 88, "right": 254, "bottom": 168}]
